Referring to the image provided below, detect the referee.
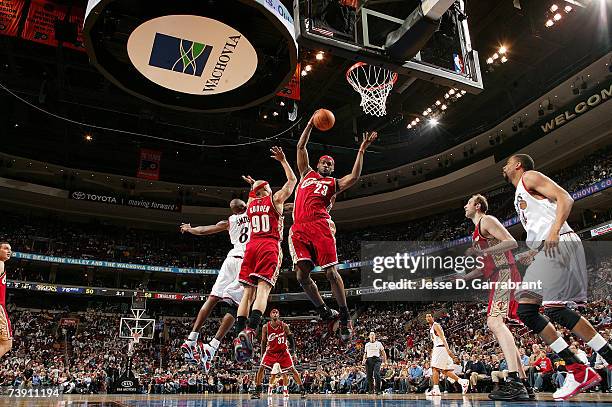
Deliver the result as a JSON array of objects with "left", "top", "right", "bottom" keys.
[{"left": 362, "top": 331, "right": 387, "bottom": 395}]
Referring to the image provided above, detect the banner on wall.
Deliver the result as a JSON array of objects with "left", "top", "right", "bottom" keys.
[
  {"left": 276, "top": 63, "right": 301, "bottom": 101},
  {"left": 21, "top": 0, "right": 86, "bottom": 51},
  {"left": 136, "top": 149, "right": 161, "bottom": 181},
  {"left": 0, "top": 0, "right": 26, "bottom": 37}
]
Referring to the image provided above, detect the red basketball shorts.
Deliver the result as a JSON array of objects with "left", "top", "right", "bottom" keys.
[
  {"left": 487, "top": 266, "right": 520, "bottom": 320},
  {"left": 289, "top": 219, "right": 338, "bottom": 269},
  {"left": 261, "top": 349, "right": 294, "bottom": 372},
  {"left": 238, "top": 238, "right": 282, "bottom": 287}
]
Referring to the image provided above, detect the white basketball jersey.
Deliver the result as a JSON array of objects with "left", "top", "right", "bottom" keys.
[
  {"left": 430, "top": 323, "right": 443, "bottom": 347},
  {"left": 514, "top": 174, "right": 573, "bottom": 249},
  {"left": 227, "top": 213, "right": 250, "bottom": 257}
]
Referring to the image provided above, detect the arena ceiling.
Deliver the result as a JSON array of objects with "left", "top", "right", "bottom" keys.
[{"left": 0, "top": 0, "right": 609, "bottom": 187}]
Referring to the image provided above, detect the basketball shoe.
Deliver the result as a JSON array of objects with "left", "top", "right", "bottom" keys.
[
  {"left": 553, "top": 364, "right": 601, "bottom": 400},
  {"left": 425, "top": 387, "right": 441, "bottom": 396},
  {"left": 458, "top": 378, "right": 470, "bottom": 395},
  {"left": 234, "top": 328, "right": 255, "bottom": 362},
  {"left": 181, "top": 340, "right": 203, "bottom": 365},
  {"left": 199, "top": 343, "right": 215, "bottom": 373},
  {"left": 488, "top": 379, "right": 529, "bottom": 401}
]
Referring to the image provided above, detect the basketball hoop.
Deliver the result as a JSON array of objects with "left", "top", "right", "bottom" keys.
[{"left": 346, "top": 62, "right": 398, "bottom": 117}]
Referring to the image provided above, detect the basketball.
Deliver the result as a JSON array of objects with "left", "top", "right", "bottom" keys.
[{"left": 313, "top": 109, "right": 335, "bottom": 131}]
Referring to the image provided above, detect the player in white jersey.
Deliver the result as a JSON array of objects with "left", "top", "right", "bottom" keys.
[
  {"left": 503, "top": 154, "right": 612, "bottom": 400},
  {"left": 179, "top": 198, "right": 250, "bottom": 372},
  {"left": 425, "top": 314, "right": 469, "bottom": 396}
]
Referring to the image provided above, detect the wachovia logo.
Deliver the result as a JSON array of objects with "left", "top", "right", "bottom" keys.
[
  {"left": 148, "top": 33, "right": 213, "bottom": 77},
  {"left": 127, "top": 15, "right": 258, "bottom": 95}
]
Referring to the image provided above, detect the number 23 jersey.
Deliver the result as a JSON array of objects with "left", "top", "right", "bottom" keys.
[{"left": 293, "top": 170, "right": 338, "bottom": 223}]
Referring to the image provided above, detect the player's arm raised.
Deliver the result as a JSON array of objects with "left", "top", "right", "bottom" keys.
[
  {"left": 296, "top": 113, "right": 316, "bottom": 177},
  {"left": 522, "top": 170, "right": 573, "bottom": 254},
  {"left": 180, "top": 220, "right": 229, "bottom": 235},
  {"left": 271, "top": 146, "right": 297, "bottom": 206},
  {"left": 479, "top": 215, "right": 518, "bottom": 254},
  {"left": 242, "top": 175, "right": 256, "bottom": 206},
  {"left": 337, "top": 132, "right": 377, "bottom": 192}
]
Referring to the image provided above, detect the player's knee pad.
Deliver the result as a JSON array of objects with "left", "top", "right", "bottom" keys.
[
  {"left": 517, "top": 303, "right": 549, "bottom": 334},
  {"left": 544, "top": 306, "right": 581, "bottom": 330}
]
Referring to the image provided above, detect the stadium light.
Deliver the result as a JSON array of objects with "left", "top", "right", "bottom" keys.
[
  {"left": 429, "top": 118, "right": 439, "bottom": 126},
  {"left": 550, "top": 4, "right": 558, "bottom": 12},
  {"left": 492, "top": 53, "right": 499, "bottom": 60},
  {"left": 449, "top": 89, "right": 455, "bottom": 95},
  {"left": 499, "top": 46, "right": 507, "bottom": 54},
  {"left": 501, "top": 56, "right": 508, "bottom": 63},
  {"left": 305, "top": 65, "right": 312, "bottom": 72},
  {"left": 415, "top": 118, "right": 420, "bottom": 123},
  {"left": 272, "top": 111, "right": 279, "bottom": 117},
  {"left": 435, "top": 100, "right": 441, "bottom": 105},
  {"left": 545, "top": 19, "right": 554, "bottom": 27},
  {"left": 441, "top": 104, "right": 447, "bottom": 110},
  {"left": 423, "top": 110, "right": 429, "bottom": 116},
  {"left": 316, "top": 52, "right": 324, "bottom": 61},
  {"left": 553, "top": 13, "right": 562, "bottom": 21},
  {"left": 301, "top": 70, "right": 307, "bottom": 77},
  {"left": 280, "top": 101, "right": 285, "bottom": 107},
  {"left": 85, "top": 134, "right": 93, "bottom": 141}
]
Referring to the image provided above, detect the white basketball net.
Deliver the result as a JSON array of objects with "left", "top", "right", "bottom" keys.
[{"left": 347, "top": 62, "right": 398, "bottom": 117}]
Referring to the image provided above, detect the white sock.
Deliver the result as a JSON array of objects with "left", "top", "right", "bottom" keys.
[
  {"left": 587, "top": 334, "right": 608, "bottom": 352},
  {"left": 210, "top": 338, "right": 221, "bottom": 349},
  {"left": 550, "top": 336, "right": 570, "bottom": 353},
  {"left": 188, "top": 332, "right": 199, "bottom": 341}
]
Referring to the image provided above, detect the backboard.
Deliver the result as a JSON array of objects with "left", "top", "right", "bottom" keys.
[{"left": 294, "top": 0, "right": 483, "bottom": 94}]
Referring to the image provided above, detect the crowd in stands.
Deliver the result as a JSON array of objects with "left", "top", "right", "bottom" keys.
[
  {"left": 1, "top": 147, "right": 611, "bottom": 275},
  {"left": 2, "top": 298, "right": 610, "bottom": 395}
]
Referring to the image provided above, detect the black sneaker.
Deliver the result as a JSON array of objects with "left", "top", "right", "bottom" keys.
[
  {"left": 488, "top": 380, "right": 530, "bottom": 401},
  {"left": 525, "top": 384, "right": 536, "bottom": 400},
  {"left": 339, "top": 320, "right": 353, "bottom": 342},
  {"left": 250, "top": 391, "right": 261, "bottom": 399}
]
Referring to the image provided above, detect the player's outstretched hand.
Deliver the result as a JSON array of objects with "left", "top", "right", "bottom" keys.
[
  {"left": 180, "top": 223, "right": 191, "bottom": 234},
  {"left": 242, "top": 175, "right": 255, "bottom": 185},
  {"left": 360, "top": 131, "right": 378, "bottom": 151},
  {"left": 270, "top": 146, "right": 286, "bottom": 162}
]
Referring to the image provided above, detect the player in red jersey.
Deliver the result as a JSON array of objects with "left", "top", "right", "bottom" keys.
[
  {"left": 251, "top": 309, "right": 305, "bottom": 399},
  {"left": 459, "top": 195, "right": 530, "bottom": 400},
  {"left": 0, "top": 242, "right": 12, "bottom": 358},
  {"left": 291, "top": 111, "right": 377, "bottom": 340},
  {"left": 233, "top": 147, "right": 297, "bottom": 362}
]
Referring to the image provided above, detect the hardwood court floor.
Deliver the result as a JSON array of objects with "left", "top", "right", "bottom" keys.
[{"left": 0, "top": 393, "right": 611, "bottom": 407}]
